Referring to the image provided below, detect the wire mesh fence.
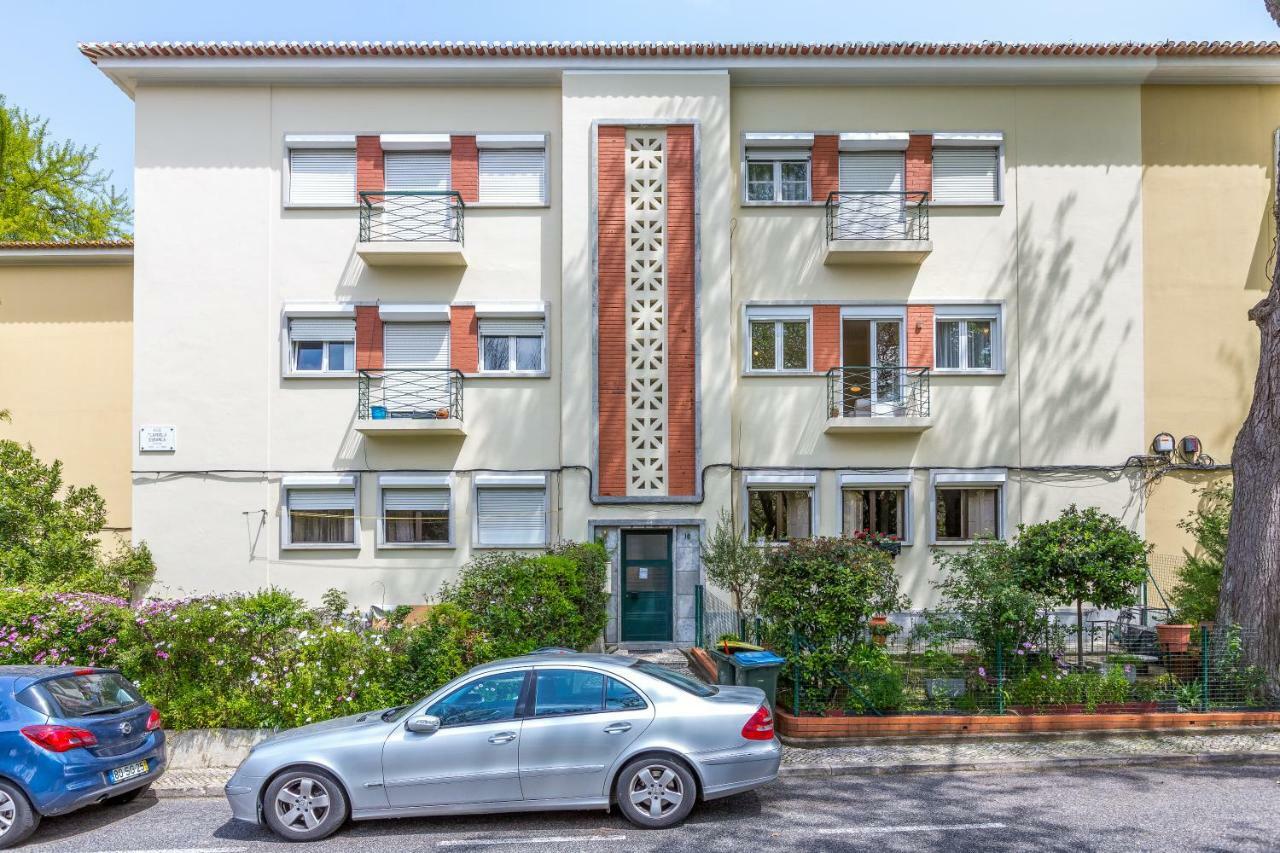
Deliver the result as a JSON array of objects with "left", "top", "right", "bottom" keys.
[{"left": 694, "top": 586, "right": 762, "bottom": 649}]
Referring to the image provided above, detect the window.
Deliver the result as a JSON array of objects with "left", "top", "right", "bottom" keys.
[
  {"left": 384, "top": 151, "right": 450, "bottom": 192},
  {"left": 288, "top": 149, "right": 356, "bottom": 205},
  {"left": 479, "top": 319, "right": 545, "bottom": 373},
  {"left": 288, "top": 318, "right": 355, "bottom": 374},
  {"left": 285, "top": 485, "right": 357, "bottom": 547},
  {"left": 384, "top": 322, "right": 450, "bottom": 368},
  {"left": 381, "top": 485, "right": 450, "bottom": 546},
  {"left": 746, "top": 158, "right": 810, "bottom": 203},
  {"left": 935, "top": 488, "right": 1000, "bottom": 542},
  {"left": 606, "top": 678, "right": 647, "bottom": 710},
  {"left": 748, "top": 488, "right": 813, "bottom": 542},
  {"left": 932, "top": 145, "right": 1000, "bottom": 204},
  {"left": 749, "top": 316, "right": 809, "bottom": 372},
  {"left": 533, "top": 669, "right": 605, "bottom": 717},
  {"left": 843, "top": 487, "right": 906, "bottom": 539},
  {"left": 935, "top": 306, "right": 1001, "bottom": 372},
  {"left": 426, "top": 670, "right": 526, "bottom": 728},
  {"left": 475, "top": 479, "right": 547, "bottom": 547},
  {"left": 479, "top": 148, "right": 547, "bottom": 204}
]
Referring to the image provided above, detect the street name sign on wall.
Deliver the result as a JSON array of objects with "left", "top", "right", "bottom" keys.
[{"left": 138, "top": 425, "right": 177, "bottom": 452}]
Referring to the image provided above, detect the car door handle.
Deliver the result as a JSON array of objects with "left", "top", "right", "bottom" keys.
[
  {"left": 488, "top": 731, "right": 517, "bottom": 744},
  {"left": 603, "top": 723, "right": 632, "bottom": 735}
]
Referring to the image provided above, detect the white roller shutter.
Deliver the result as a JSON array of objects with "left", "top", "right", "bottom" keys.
[
  {"left": 839, "top": 151, "right": 905, "bottom": 193},
  {"left": 383, "top": 489, "right": 450, "bottom": 511},
  {"left": 478, "top": 318, "right": 545, "bottom": 337},
  {"left": 932, "top": 147, "right": 999, "bottom": 203},
  {"left": 289, "top": 150, "right": 357, "bottom": 205},
  {"left": 476, "top": 487, "right": 546, "bottom": 546},
  {"left": 287, "top": 488, "right": 356, "bottom": 511},
  {"left": 383, "top": 323, "right": 450, "bottom": 368},
  {"left": 478, "top": 149, "right": 546, "bottom": 204},
  {"left": 288, "top": 318, "right": 355, "bottom": 342},
  {"left": 384, "top": 152, "right": 451, "bottom": 192}
]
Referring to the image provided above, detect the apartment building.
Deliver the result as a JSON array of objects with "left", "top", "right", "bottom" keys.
[{"left": 81, "top": 41, "right": 1279, "bottom": 644}]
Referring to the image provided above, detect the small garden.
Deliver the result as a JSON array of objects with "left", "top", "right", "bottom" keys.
[{"left": 699, "top": 501, "right": 1274, "bottom": 719}]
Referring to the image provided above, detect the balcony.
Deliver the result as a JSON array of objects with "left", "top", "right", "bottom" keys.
[
  {"left": 355, "top": 369, "right": 466, "bottom": 436},
  {"left": 356, "top": 191, "right": 467, "bottom": 267},
  {"left": 825, "top": 365, "right": 932, "bottom": 433},
  {"left": 824, "top": 192, "right": 932, "bottom": 265}
]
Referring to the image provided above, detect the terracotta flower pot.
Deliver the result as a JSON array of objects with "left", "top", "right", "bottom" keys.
[
  {"left": 869, "top": 616, "right": 890, "bottom": 646},
  {"left": 1157, "top": 623, "right": 1194, "bottom": 653}
]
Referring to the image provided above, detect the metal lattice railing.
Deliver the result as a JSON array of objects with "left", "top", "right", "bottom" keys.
[
  {"left": 826, "top": 365, "right": 930, "bottom": 419},
  {"left": 694, "top": 586, "right": 761, "bottom": 649},
  {"left": 357, "top": 369, "right": 464, "bottom": 421},
  {"left": 359, "top": 191, "right": 465, "bottom": 243},
  {"left": 825, "top": 191, "right": 929, "bottom": 241}
]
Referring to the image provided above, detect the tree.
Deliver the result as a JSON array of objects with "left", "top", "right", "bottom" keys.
[
  {"left": 1171, "top": 480, "right": 1231, "bottom": 624},
  {"left": 700, "top": 509, "right": 764, "bottom": 635},
  {"left": 0, "top": 96, "right": 131, "bottom": 241},
  {"left": 1012, "top": 505, "right": 1149, "bottom": 668},
  {"left": 0, "top": 439, "right": 153, "bottom": 596},
  {"left": 930, "top": 539, "right": 1049, "bottom": 662}
]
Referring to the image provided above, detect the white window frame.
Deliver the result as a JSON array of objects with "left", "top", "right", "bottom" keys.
[
  {"left": 930, "top": 132, "right": 1005, "bottom": 207},
  {"left": 741, "top": 133, "right": 815, "bottom": 206},
  {"left": 281, "top": 474, "right": 360, "bottom": 551},
  {"left": 473, "top": 304, "right": 550, "bottom": 378},
  {"left": 283, "top": 134, "right": 357, "bottom": 210},
  {"left": 933, "top": 304, "right": 1004, "bottom": 374},
  {"left": 744, "top": 306, "right": 813, "bottom": 374},
  {"left": 475, "top": 134, "right": 550, "bottom": 207},
  {"left": 472, "top": 473, "right": 550, "bottom": 549},
  {"left": 742, "top": 472, "right": 818, "bottom": 545},
  {"left": 929, "top": 469, "right": 1007, "bottom": 545},
  {"left": 377, "top": 474, "right": 454, "bottom": 550},
  {"left": 839, "top": 471, "right": 913, "bottom": 545},
  {"left": 281, "top": 305, "right": 358, "bottom": 379}
]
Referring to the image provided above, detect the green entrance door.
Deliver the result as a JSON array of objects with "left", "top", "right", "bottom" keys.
[{"left": 620, "top": 530, "right": 673, "bottom": 643}]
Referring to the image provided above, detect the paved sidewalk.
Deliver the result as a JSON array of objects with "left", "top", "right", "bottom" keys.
[{"left": 151, "top": 728, "right": 1280, "bottom": 799}]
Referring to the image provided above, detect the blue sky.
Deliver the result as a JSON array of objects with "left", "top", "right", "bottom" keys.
[{"left": 4, "top": 0, "right": 1277, "bottom": 207}]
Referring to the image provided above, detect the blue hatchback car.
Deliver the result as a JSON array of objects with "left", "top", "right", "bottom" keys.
[{"left": 0, "top": 666, "right": 166, "bottom": 848}]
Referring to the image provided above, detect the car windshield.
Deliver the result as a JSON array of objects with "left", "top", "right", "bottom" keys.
[
  {"left": 631, "top": 661, "right": 716, "bottom": 697},
  {"left": 40, "top": 672, "right": 143, "bottom": 718}
]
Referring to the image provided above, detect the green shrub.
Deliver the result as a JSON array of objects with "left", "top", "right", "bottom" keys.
[{"left": 1171, "top": 480, "right": 1230, "bottom": 623}]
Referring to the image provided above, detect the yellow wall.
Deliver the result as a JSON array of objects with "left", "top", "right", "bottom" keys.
[
  {"left": 0, "top": 260, "right": 133, "bottom": 532},
  {"left": 1141, "top": 85, "right": 1277, "bottom": 573}
]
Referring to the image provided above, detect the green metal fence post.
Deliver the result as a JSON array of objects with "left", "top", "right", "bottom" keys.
[
  {"left": 996, "top": 636, "right": 1006, "bottom": 715},
  {"left": 792, "top": 633, "right": 801, "bottom": 716},
  {"left": 1201, "top": 625, "right": 1211, "bottom": 713},
  {"left": 694, "top": 585, "right": 704, "bottom": 649},
  {"left": 755, "top": 616, "right": 763, "bottom": 647}
]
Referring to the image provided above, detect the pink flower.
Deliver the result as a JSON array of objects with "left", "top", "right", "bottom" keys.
[
  {"left": 977, "top": 666, "right": 987, "bottom": 677},
  {"left": 156, "top": 650, "right": 170, "bottom": 660}
]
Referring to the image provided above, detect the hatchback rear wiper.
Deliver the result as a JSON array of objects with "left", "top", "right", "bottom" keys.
[{"left": 79, "top": 705, "right": 129, "bottom": 717}]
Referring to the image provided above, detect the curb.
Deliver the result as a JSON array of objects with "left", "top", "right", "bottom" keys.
[
  {"left": 155, "top": 784, "right": 229, "bottom": 799},
  {"left": 778, "top": 751, "right": 1280, "bottom": 778},
  {"left": 779, "top": 723, "right": 1280, "bottom": 749}
]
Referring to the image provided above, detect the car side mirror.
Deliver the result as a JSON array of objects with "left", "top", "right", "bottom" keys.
[{"left": 405, "top": 714, "right": 441, "bottom": 735}]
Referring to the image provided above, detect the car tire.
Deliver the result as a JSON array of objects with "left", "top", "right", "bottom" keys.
[
  {"left": 614, "top": 757, "right": 697, "bottom": 829},
  {"left": 104, "top": 783, "right": 151, "bottom": 806},
  {"left": 0, "top": 780, "right": 39, "bottom": 850},
  {"left": 262, "top": 768, "right": 348, "bottom": 842}
]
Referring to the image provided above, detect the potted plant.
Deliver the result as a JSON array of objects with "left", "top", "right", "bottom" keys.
[
  {"left": 1156, "top": 618, "right": 1194, "bottom": 653},
  {"left": 868, "top": 615, "right": 893, "bottom": 646}
]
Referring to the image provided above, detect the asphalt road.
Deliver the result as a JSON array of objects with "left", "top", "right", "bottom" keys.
[{"left": 19, "top": 762, "right": 1280, "bottom": 852}]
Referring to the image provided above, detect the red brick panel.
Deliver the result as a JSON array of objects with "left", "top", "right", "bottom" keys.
[
  {"left": 812, "top": 305, "right": 842, "bottom": 373},
  {"left": 666, "top": 125, "right": 697, "bottom": 498},
  {"left": 811, "top": 134, "right": 840, "bottom": 205},
  {"left": 450, "top": 135, "right": 479, "bottom": 204},
  {"left": 449, "top": 305, "right": 477, "bottom": 374},
  {"left": 355, "top": 135, "right": 384, "bottom": 201},
  {"left": 596, "top": 126, "right": 628, "bottom": 498},
  {"left": 355, "top": 306, "right": 384, "bottom": 370},
  {"left": 906, "top": 304, "right": 934, "bottom": 369},
  {"left": 906, "top": 133, "right": 933, "bottom": 198}
]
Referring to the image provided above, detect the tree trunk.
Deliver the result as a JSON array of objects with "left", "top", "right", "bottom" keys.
[
  {"left": 1219, "top": 128, "right": 1280, "bottom": 685},
  {"left": 1076, "top": 599, "right": 1085, "bottom": 670}
]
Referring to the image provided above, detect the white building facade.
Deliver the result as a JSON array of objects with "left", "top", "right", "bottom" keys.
[{"left": 84, "top": 40, "right": 1276, "bottom": 646}]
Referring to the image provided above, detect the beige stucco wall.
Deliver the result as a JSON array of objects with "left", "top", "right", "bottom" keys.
[
  {"left": 1140, "top": 85, "right": 1276, "bottom": 573},
  {"left": 0, "top": 260, "right": 133, "bottom": 531}
]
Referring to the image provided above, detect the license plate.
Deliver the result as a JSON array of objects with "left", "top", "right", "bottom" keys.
[{"left": 109, "top": 760, "right": 148, "bottom": 784}]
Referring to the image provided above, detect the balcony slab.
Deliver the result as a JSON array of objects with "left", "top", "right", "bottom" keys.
[
  {"left": 825, "top": 415, "right": 933, "bottom": 433},
  {"left": 824, "top": 240, "right": 932, "bottom": 265},
  {"left": 355, "top": 418, "right": 466, "bottom": 436},
  {"left": 357, "top": 241, "right": 467, "bottom": 267}
]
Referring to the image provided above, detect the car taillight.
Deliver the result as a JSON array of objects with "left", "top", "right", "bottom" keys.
[
  {"left": 741, "top": 704, "right": 775, "bottom": 741},
  {"left": 21, "top": 725, "right": 98, "bottom": 752},
  {"left": 145, "top": 708, "right": 162, "bottom": 732}
]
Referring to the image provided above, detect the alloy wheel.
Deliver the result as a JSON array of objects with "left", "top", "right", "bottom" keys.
[
  {"left": 273, "top": 776, "right": 332, "bottom": 832},
  {"left": 628, "top": 764, "right": 684, "bottom": 819},
  {"left": 0, "top": 790, "right": 13, "bottom": 836}
]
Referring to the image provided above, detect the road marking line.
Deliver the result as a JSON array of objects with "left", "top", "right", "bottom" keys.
[
  {"left": 88, "top": 848, "right": 246, "bottom": 853},
  {"left": 437, "top": 835, "right": 627, "bottom": 848},
  {"left": 814, "top": 821, "right": 1006, "bottom": 836}
]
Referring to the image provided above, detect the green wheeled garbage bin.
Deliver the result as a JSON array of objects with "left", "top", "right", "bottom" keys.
[
  {"left": 731, "top": 650, "right": 786, "bottom": 709},
  {"left": 706, "top": 648, "right": 736, "bottom": 685}
]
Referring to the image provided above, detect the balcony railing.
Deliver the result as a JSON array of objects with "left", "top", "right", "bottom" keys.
[
  {"left": 826, "top": 365, "right": 930, "bottom": 419},
  {"left": 825, "top": 191, "right": 930, "bottom": 242},
  {"left": 358, "top": 368, "right": 464, "bottom": 422},
  {"left": 358, "top": 190, "right": 465, "bottom": 244}
]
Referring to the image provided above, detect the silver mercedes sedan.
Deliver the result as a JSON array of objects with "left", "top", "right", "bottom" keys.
[{"left": 225, "top": 652, "right": 780, "bottom": 841}]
